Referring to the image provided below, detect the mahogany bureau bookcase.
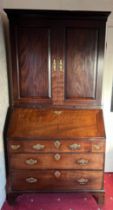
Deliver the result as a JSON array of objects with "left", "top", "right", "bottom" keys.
[{"left": 4, "top": 9, "right": 110, "bottom": 205}]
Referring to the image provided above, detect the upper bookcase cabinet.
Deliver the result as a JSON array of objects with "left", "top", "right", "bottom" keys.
[{"left": 5, "top": 10, "right": 110, "bottom": 108}]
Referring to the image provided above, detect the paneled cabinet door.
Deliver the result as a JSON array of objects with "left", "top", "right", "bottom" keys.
[
  {"left": 9, "top": 17, "right": 105, "bottom": 107},
  {"left": 55, "top": 20, "right": 106, "bottom": 107},
  {"left": 10, "top": 20, "right": 59, "bottom": 106}
]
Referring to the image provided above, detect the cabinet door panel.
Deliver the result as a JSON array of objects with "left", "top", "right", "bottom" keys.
[
  {"left": 65, "top": 27, "right": 98, "bottom": 100},
  {"left": 11, "top": 23, "right": 54, "bottom": 105},
  {"left": 18, "top": 27, "right": 50, "bottom": 98}
]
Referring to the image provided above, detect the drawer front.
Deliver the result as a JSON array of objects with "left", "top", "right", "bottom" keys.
[
  {"left": 11, "top": 170, "right": 103, "bottom": 191},
  {"left": 9, "top": 139, "right": 105, "bottom": 153},
  {"left": 10, "top": 153, "right": 104, "bottom": 170}
]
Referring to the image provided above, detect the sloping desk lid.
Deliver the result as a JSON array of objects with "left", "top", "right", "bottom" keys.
[{"left": 7, "top": 108, "right": 105, "bottom": 139}]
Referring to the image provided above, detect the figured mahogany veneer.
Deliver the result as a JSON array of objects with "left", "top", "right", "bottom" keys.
[
  {"left": 7, "top": 108, "right": 105, "bottom": 139},
  {"left": 4, "top": 10, "right": 110, "bottom": 205}
]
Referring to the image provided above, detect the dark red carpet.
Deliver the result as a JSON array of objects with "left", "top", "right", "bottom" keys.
[{"left": 2, "top": 173, "right": 113, "bottom": 210}]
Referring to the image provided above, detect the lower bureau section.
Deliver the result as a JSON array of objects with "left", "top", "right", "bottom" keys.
[{"left": 11, "top": 170, "right": 103, "bottom": 191}]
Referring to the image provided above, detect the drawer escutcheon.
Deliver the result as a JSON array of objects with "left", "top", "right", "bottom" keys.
[
  {"left": 54, "top": 153, "right": 61, "bottom": 161},
  {"left": 26, "top": 159, "right": 38, "bottom": 165},
  {"left": 54, "top": 140, "right": 61, "bottom": 149},
  {"left": 26, "top": 177, "right": 38, "bottom": 183},
  {"left": 54, "top": 170, "right": 61, "bottom": 178},
  {"left": 33, "top": 144, "right": 45, "bottom": 151}
]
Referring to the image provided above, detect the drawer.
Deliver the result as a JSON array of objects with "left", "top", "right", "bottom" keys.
[
  {"left": 11, "top": 170, "right": 103, "bottom": 191},
  {"left": 9, "top": 139, "right": 105, "bottom": 153},
  {"left": 10, "top": 153, "right": 104, "bottom": 170}
]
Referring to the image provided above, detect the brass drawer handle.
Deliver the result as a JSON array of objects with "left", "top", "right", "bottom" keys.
[
  {"left": 77, "top": 178, "right": 88, "bottom": 185},
  {"left": 54, "top": 153, "right": 61, "bottom": 161},
  {"left": 54, "top": 170, "right": 61, "bottom": 178},
  {"left": 76, "top": 159, "right": 89, "bottom": 165},
  {"left": 54, "top": 111, "right": 62, "bottom": 115},
  {"left": 33, "top": 144, "right": 45, "bottom": 151},
  {"left": 69, "top": 143, "right": 80, "bottom": 150},
  {"left": 26, "top": 159, "right": 38, "bottom": 165},
  {"left": 93, "top": 144, "right": 100, "bottom": 150},
  {"left": 26, "top": 177, "right": 38, "bottom": 183},
  {"left": 11, "top": 145, "right": 21, "bottom": 150},
  {"left": 54, "top": 140, "right": 61, "bottom": 149}
]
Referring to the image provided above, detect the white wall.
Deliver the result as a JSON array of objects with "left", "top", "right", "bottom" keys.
[
  {"left": 0, "top": 14, "right": 8, "bottom": 209},
  {"left": 0, "top": 0, "right": 113, "bottom": 208}
]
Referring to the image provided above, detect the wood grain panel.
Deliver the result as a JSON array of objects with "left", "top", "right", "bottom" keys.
[
  {"left": 10, "top": 153, "right": 104, "bottom": 170},
  {"left": 7, "top": 108, "right": 105, "bottom": 138},
  {"left": 11, "top": 170, "right": 103, "bottom": 191},
  {"left": 18, "top": 27, "right": 50, "bottom": 98},
  {"left": 65, "top": 27, "right": 98, "bottom": 99}
]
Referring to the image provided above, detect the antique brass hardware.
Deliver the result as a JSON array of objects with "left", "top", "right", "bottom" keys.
[
  {"left": 54, "top": 153, "right": 61, "bottom": 161},
  {"left": 26, "top": 159, "right": 38, "bottom": 165},
  {"left": 26, "top": 177, "right": 38, "bottom": 183},
  {"left": 54, "top": 140, "right": 61, "bottom": 149},
  {"left": 76, "top": 159, "right": 89, "bottom": 165},
  {"left": 54, "top": 170, "right": 61, "bottom": 178},
  {"left": 11, "top": 145, "right": 21, "bottom": 150},
  {"left": 77, "top": 177, "right": 88, "bottom": 185},
  {"left": 59, "top": 59, "right": 63, "bottom": 72},
  {"left": 93, "top": 144, "right": 100, "bottom": 150},
  {"left": 53, "top": 59, "right": 56, "bottom": 71},
  {"left": 54, "top": 110, "right": 62, "bottom": 115},
  {"left": 33, "top": 144, "right": 45, "bottom": 151},
  {"left": 69, "top": 143, "right": 80, "bottom": 150}
]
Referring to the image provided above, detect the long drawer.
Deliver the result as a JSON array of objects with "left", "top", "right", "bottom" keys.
[
  {"left": 11, "top": 170, "right": 103, "bottom": 191},
  {"left": 10, "top": 153, "right": 104, "bottom": 170},
  {"left": 9, "top": 139, "right": 105, "bottom": 153}
]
